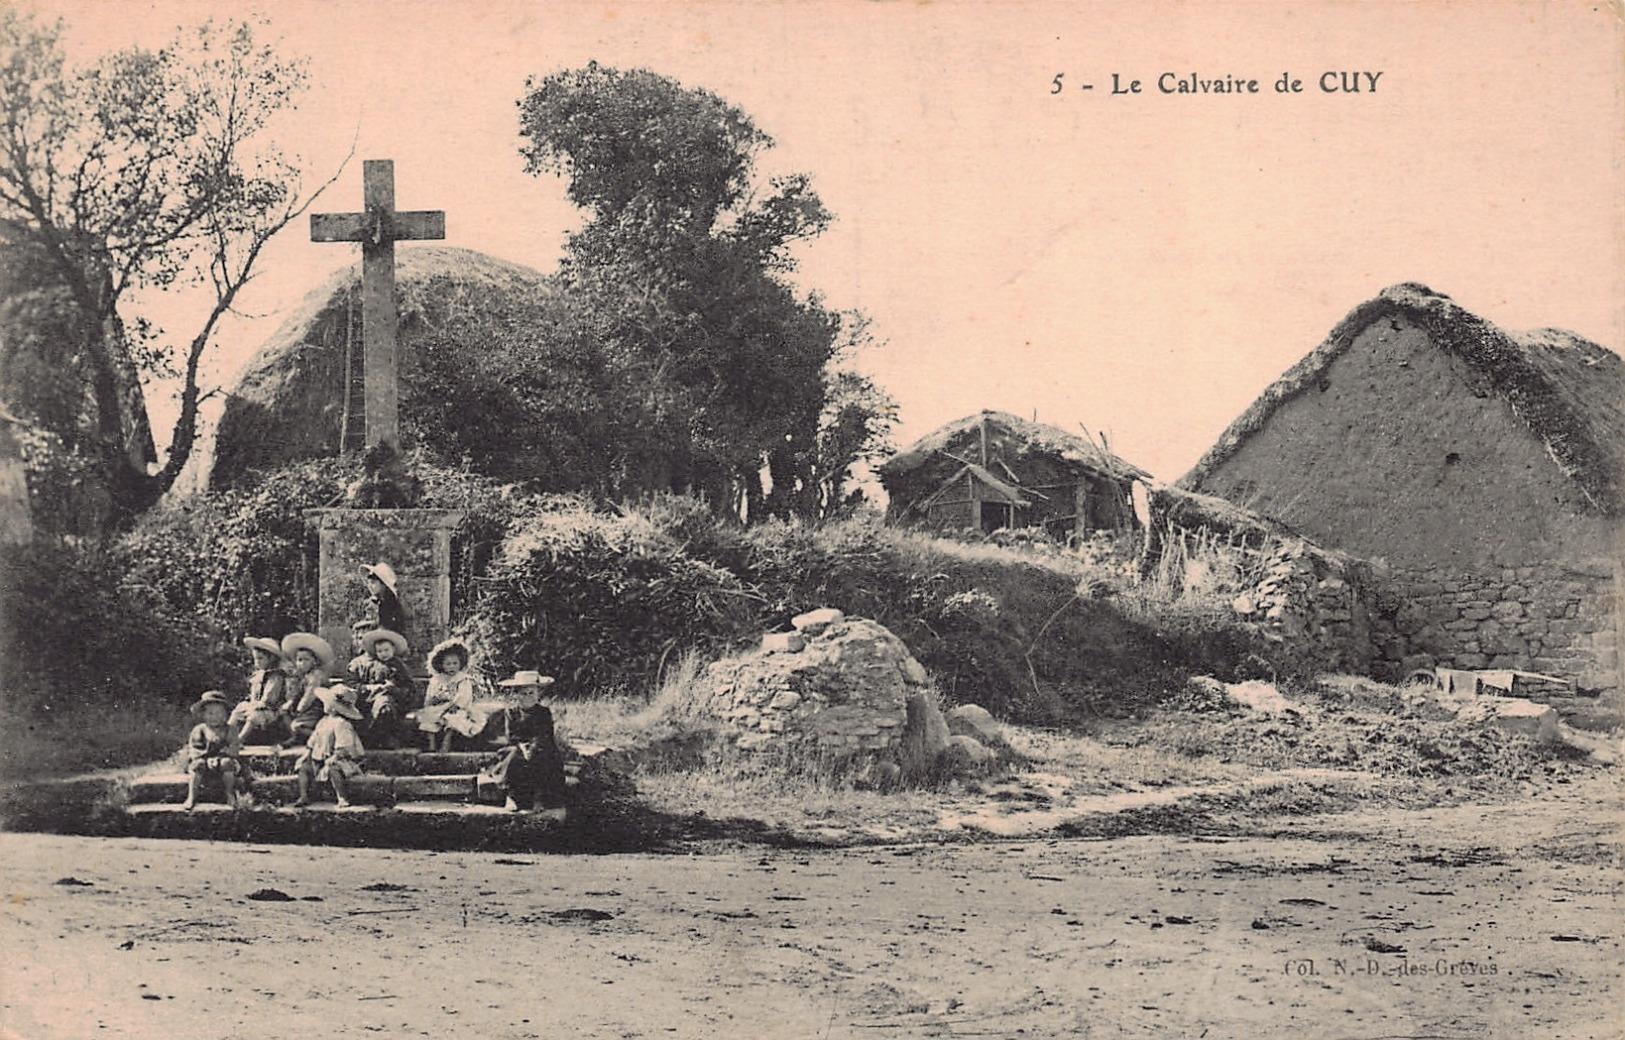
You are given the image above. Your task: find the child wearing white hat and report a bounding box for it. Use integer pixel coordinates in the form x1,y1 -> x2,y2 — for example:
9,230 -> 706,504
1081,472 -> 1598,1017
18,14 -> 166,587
232,636 -> 290,745
292,685 -> 366,808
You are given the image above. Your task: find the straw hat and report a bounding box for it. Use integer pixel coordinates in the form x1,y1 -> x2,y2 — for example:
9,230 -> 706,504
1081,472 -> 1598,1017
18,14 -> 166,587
427,637 -> 471,673
361,561 -> 399,594
316,684 -> 363,721
191,690 -> 234,715
242,636 -> 283,659
361,628 -> 409,657
497,670 -> 555,688
281,632 -> 336,671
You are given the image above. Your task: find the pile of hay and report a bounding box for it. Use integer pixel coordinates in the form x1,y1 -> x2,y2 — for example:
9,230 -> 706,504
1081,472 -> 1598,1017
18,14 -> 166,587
208,247 -> 554,487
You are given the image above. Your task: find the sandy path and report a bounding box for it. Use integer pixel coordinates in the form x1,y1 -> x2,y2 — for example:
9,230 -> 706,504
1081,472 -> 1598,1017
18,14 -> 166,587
2,775 -> 1620,1040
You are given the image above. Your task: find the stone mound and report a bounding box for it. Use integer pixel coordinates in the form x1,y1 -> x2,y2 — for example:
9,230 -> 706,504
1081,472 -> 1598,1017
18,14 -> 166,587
704,613 -> 962,784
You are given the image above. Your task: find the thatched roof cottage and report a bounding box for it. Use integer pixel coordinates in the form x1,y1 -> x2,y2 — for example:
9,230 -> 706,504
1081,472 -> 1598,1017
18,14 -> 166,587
1180,283 -> 1623,698
878,410 -> 1149,542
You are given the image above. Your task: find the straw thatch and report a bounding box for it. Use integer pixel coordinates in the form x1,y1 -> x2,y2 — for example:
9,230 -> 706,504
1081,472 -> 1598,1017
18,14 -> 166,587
880,410 -> 1150,484
208,247 -> 553,487
1144,483 -> 1355,569
1179,283 -> 1625,514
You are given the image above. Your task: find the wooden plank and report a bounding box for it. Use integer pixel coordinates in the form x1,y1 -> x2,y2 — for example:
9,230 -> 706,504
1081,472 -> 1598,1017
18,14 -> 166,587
362,234 -> 399,448
310,211 -> 367,242
389,210 -> 445,241
310,210 -> 443,243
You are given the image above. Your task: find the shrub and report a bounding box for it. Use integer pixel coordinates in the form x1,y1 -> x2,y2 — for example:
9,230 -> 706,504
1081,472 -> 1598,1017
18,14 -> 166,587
0,542 -> 232,777
467,497 -> 760,694
116,451 -> 522,642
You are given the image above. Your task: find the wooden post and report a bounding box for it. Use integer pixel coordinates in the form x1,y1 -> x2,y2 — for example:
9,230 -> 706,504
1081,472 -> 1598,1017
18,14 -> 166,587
311,160 -> 446,450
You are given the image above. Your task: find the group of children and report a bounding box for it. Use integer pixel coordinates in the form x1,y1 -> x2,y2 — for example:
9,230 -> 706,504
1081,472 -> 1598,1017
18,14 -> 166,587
181,561 -> 565,814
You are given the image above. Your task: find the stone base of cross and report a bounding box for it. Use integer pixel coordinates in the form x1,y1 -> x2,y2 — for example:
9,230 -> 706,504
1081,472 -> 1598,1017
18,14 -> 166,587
311,160 -> 445,450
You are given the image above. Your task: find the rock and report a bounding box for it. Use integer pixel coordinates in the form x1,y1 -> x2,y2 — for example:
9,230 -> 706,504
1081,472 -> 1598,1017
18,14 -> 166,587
760,631 -> 806,653
1456,698 -> 1560,743
1225,680 -> 1297,714
897,689 -> 950,783
1400,653 -> 1437,677
946,704 -> 1004,746
938,735 -> 998,777
1231,594 -> 1255,615
791,608 -> 845,635
768,690 -> 802,711
1556,723 -> 1619,763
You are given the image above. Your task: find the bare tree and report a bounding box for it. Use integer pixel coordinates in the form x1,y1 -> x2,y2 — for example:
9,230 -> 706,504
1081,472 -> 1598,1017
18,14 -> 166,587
0,10 -> 342,526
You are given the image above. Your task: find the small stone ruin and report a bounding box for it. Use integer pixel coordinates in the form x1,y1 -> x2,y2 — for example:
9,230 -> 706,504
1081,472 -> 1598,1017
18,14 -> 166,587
703,609 -> 1006,784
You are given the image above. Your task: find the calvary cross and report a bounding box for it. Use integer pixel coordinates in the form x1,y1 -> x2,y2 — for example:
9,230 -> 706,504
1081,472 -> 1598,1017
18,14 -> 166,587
310,160 -> 445,449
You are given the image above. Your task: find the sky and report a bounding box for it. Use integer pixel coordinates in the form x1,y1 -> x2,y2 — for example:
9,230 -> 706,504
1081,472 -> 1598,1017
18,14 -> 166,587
30,0 -> 1625,485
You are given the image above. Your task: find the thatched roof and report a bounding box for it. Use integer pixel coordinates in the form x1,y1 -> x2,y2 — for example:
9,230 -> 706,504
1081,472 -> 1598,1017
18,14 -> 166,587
880,410 -> 1150,483
1179,283 -> 1625,514
1146,483 -> 1359,570
918,461 -> 1032,509
208,247 -> 553,487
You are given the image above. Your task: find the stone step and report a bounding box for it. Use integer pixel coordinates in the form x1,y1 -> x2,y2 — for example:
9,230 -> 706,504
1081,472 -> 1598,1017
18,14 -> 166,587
128,770 -> 579,807
124,800 -> 565,820
237,747 -> 507,777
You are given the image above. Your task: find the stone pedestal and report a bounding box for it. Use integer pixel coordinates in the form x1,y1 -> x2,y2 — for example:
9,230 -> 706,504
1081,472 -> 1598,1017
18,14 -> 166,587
305,508 -> 464,670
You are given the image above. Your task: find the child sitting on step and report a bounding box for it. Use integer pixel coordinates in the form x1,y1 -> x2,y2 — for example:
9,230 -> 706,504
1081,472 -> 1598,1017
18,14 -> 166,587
292,685 -> 366,808
232,636 -> 289,745
281,632 -> 335,747
183,691 -> 243,811
347,628 -> 416,749
416,638 -> 490,752
482,670 -> 567,815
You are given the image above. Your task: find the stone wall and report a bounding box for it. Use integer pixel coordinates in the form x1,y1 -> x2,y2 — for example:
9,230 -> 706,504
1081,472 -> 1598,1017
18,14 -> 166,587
1227,542 -> 1375,678
1369,557 -> 1620,695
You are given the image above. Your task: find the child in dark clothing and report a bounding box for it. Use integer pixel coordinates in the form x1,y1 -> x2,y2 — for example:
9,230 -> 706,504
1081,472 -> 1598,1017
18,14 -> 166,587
346,628 -> 416,749
483,670 -> 566,816
183,690 -> 243,811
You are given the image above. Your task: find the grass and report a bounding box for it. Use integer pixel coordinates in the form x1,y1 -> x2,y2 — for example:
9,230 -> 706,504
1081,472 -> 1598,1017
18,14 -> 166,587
0,702 -> 188,781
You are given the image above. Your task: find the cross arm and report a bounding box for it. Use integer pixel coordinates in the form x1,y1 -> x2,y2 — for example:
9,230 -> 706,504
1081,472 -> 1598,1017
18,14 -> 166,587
310,210 -> 446,243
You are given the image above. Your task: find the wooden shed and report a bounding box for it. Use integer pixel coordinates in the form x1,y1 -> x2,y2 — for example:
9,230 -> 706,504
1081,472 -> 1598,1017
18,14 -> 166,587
878,411 -> 1150,541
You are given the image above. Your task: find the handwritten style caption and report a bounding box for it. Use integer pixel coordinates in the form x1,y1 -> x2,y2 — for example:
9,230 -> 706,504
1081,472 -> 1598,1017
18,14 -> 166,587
1050,71 -> 1383,96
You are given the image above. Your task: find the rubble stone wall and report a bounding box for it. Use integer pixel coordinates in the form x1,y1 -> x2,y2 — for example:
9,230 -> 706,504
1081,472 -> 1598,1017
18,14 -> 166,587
1370,557 -> 1620,695
1228,542 -> 1375,678
705,617 -> 932,753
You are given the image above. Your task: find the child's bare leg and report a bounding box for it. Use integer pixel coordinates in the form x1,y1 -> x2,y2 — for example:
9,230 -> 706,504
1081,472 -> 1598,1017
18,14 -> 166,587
181,768 -> 201,811
223,770 -> 240,808
330,772 -> 353,808
292,764 -> 311,807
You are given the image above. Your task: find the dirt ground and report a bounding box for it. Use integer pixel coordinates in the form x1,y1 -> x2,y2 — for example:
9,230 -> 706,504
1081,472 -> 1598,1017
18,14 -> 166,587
2,773 -> 1619,1040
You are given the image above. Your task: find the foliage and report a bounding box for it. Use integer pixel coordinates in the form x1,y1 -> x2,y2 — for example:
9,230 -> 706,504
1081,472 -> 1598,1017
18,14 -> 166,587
462,497 -> 1224,720
115,451 -> 521,642
0,10 -> 334,528
0,541 -> 231,722
516,62 -> 885,520
467,496 -> 760,693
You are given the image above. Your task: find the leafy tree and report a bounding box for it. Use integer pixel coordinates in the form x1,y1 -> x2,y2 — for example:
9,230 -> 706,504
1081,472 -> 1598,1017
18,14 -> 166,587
517,63 -> 877,521
814,322 -> 900,518
0,11 -> 338,530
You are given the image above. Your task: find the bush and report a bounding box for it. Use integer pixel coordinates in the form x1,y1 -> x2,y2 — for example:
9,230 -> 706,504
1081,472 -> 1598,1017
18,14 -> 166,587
116,451 -> 523,643
468,497 -> 760,693
0,542 -> 232,777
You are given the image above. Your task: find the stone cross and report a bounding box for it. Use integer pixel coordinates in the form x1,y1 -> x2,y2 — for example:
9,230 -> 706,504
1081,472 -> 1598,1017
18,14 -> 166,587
311,160 -> 445,449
